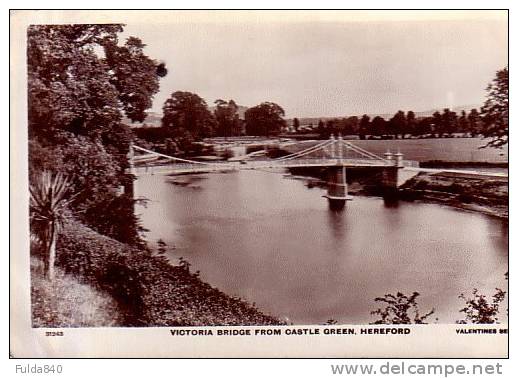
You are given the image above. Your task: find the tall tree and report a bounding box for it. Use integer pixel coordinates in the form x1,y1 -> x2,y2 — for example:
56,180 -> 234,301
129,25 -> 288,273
389,111 -> 406,139
432,111 -> 443,138
162,91 -> 216,142
317,119 -> 327,139
28,25 -> 164,140
480,67 -> 508,148
104,36 -> 166,123
406,111 -> 417,137
416,117 -> 433,136
359,114 -> 370,140
244,102 -> 286,137
27,24 -> 166,245
343,116 -> 359,135
214,99 -> 240,137
468,109 -> 482,137
458,110 -> 469,135
441,108 -> 458,136
371,116 -> 387,137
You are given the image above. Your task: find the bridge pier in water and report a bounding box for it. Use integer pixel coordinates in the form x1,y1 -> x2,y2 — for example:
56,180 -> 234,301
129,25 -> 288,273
325,164 -> 351,210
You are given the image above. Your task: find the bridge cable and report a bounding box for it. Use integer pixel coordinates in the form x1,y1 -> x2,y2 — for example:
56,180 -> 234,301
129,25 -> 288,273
132,145 -> 224,166
340,140 -> 389,161
272,140 -> 334,161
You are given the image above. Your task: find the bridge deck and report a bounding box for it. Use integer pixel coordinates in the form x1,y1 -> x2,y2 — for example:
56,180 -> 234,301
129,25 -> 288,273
131,158 -> 418,175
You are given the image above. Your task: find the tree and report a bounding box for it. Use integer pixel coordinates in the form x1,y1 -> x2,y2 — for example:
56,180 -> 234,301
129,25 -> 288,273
468,109 -> 482,137
244,102 -> 286,137
406,111 -> 417,137
162,91 -> 216,143
371,116 -> 387,137
27,24 -> 166,245
416,117 -> 433,137
371,291 -> 435,324
343,116 -> 359,135
30,171 -> 74,280
458,110 -> 469,136
214,99 -> 240,138
293,118 -> 300,132
358,115 -> 370,140
104,36 -> 165,123
432,111 -> 443,138
389,111 -> 406,139
480,67 -> 508,148
441,108 -> 458,136
28,24 -> 164,139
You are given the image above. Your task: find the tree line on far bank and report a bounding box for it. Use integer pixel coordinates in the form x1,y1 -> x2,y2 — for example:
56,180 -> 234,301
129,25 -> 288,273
134,92 -> 287,156
306,107 -> 488,141
136,67 -> 508,157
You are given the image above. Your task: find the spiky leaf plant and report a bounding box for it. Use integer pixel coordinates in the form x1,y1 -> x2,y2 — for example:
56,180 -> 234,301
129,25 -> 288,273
30,171 -> 74,280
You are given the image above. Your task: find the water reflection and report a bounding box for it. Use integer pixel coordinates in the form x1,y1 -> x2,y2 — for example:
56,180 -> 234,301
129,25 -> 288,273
383,197 -> 400,208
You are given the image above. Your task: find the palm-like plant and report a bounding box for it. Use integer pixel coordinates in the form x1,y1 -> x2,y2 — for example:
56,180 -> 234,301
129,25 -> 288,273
30,171 -> 73,280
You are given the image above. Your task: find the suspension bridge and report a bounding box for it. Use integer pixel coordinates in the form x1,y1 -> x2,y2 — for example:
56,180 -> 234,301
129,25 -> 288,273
129,135 -> 419,208
131,135 -> 418,171
129,135 -> 507,208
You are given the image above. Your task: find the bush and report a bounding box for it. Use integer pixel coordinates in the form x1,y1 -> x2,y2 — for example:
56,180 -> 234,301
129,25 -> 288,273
370,292 -> 435,324
457,288 -> 506,324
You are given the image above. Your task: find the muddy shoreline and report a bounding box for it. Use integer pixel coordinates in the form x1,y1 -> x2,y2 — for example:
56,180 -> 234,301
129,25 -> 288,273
287,166 -> 508,220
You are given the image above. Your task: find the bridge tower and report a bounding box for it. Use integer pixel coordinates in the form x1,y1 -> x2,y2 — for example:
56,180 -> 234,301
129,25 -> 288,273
381,150 -> 404,197
324,135 -> 352,210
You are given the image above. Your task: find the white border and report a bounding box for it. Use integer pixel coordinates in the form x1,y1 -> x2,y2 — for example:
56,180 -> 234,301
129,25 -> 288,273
5,2 -> 516,376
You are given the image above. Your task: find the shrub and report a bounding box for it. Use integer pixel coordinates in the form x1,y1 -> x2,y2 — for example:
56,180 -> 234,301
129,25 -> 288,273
457,288 -> 506,324
371,291 -> 435,324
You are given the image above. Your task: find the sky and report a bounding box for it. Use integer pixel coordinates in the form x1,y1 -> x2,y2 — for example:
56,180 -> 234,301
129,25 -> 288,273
121,11 -> 508,118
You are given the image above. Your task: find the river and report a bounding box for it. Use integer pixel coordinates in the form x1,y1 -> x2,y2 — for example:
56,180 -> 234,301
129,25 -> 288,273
135,169 -> 508,324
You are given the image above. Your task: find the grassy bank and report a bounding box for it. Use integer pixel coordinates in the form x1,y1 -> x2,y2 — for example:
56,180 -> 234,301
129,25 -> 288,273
31,258 -> 123,327
32,220 -> 284,327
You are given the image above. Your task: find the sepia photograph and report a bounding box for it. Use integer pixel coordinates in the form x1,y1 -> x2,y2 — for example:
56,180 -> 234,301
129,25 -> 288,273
10,9 -> 508,358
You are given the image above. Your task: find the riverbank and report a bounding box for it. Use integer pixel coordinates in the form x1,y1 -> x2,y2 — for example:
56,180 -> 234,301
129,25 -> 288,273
399,172 -> 508,219
31,257 -> 123,327
32,220 -> 285,327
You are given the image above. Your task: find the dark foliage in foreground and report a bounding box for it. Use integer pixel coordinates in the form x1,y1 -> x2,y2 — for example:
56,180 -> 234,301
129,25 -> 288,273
51,220 -> 284,327
457,288 -> 506,324
28,24 -> 166,246
370,292 -> 435,325
480,68 -> 508,148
